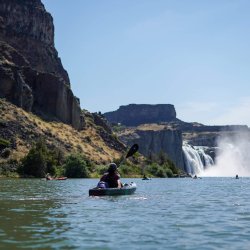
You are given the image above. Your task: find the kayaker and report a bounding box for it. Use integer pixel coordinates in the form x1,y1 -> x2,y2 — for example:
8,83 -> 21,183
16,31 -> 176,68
45,173 -> 53,180
100,163 -> 123,188
236,174 -> 239,179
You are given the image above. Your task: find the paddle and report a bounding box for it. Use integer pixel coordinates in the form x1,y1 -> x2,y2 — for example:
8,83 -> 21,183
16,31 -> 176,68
118,143 -> 139,166
126,144 -> 139,158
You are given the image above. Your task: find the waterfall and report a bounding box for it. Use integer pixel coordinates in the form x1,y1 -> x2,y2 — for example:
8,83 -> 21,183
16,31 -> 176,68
182,142 -> 214,175
202,132 -> 250,177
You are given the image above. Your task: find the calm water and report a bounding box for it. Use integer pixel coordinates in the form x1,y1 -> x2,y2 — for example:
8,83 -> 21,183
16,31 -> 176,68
1,178 -> 250,249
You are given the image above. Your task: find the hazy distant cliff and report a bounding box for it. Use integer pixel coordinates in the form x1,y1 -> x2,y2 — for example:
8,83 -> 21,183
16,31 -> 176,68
104,104 -> 177,126
0,0 -> 84,130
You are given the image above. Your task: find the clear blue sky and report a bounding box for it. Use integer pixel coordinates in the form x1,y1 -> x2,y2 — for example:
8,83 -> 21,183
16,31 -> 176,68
42,0 -> 250,126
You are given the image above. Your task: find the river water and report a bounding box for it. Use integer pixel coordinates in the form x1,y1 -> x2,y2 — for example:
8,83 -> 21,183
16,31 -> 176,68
1,178 -> 250,249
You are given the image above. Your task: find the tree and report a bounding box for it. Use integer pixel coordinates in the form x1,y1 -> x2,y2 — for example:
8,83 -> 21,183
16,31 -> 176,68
64,154 -> 90,178
18,139 -> 56,177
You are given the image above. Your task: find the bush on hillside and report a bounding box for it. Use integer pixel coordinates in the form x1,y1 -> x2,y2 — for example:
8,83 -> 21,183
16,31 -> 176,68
144,163 -> 166,177
144,162 -> 176,178
64,154 -> 90,178
119,164 -> 141,177
18,139 -> 56,177
165,168 -> 174,177
145,151 -> 180,177
0,159 -> 19,177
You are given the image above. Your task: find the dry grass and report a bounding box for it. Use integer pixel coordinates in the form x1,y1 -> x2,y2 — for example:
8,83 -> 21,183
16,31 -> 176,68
137,123 -> 167,131
0,99 -> 121,164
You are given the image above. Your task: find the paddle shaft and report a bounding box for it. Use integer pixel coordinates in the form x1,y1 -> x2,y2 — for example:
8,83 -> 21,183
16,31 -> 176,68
118,144 -> 139,167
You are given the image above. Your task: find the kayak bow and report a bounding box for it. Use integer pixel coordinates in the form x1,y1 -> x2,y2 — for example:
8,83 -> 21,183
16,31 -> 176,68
89,182 -> 136,196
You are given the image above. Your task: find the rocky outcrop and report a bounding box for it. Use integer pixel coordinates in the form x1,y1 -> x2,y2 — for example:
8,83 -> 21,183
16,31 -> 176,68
104,104 -> 177,126
118,125 -> 185,170
0,0 -> 84,130
0,0 -> 68,82
91,112 -> 125,152
92,112 -> 112,134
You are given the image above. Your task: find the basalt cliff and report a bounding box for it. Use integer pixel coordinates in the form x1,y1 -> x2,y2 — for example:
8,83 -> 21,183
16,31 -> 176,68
104,104 -> 249,172
0,0 -> 126,167
104,104 -> 186,169
0,0 -> 83,130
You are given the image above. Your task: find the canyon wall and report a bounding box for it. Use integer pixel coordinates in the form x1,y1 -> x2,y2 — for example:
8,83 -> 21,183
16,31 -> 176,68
119,125 -> 185,170
0,0 -> 84,130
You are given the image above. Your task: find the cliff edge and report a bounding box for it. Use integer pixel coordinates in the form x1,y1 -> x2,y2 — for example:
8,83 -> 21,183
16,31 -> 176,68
0,0 -> 84,130
104,104 -> 177,126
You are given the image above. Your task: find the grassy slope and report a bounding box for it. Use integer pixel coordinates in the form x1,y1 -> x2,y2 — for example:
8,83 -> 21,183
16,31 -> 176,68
0,98 -> 122,164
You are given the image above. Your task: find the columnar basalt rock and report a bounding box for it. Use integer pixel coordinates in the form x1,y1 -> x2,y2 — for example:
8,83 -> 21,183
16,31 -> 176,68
0,0 -> 84,130
119,126 -> 185,170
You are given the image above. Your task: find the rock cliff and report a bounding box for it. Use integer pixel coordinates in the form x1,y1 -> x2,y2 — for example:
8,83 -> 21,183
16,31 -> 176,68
0,0 -> 84,130
104,104 -> 177,126
118,124 -> 185,170
106,104 -> 250,171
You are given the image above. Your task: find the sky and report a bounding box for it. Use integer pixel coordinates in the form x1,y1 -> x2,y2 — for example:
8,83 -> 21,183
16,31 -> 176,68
42,0 -> 250,126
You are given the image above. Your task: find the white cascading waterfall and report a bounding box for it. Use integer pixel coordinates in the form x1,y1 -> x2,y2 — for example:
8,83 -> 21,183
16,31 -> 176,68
182,141 -> 214,175
202,132 -> 250,177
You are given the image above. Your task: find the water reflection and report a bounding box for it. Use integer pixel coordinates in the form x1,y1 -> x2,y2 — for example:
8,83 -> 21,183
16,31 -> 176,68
0,179 -> 75,249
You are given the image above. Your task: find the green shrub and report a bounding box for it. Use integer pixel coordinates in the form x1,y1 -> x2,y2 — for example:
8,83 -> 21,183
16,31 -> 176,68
112,124 -> 126,133
145,163 -> 160,175
144,163 -> 169,178
165,168 -> 174,177
94,165 -> 108,175
54,165 -> 65,177
18,139 -> 56,177
119,164 -> 141,177
145,151 -> 181,177
0,160 -> 19,177
166,159 -> 180,175
155,167 -> 167,178
64,154 -> 90,178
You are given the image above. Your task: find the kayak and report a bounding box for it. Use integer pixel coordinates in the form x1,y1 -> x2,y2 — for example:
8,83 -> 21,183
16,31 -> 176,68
46,177 -> 67,181
142,177 -> 151,180
89,182 -> 136,196
55,177 -> 67,180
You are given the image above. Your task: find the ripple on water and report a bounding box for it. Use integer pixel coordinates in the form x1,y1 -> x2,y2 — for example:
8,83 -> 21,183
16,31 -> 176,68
2,178 -> 250,249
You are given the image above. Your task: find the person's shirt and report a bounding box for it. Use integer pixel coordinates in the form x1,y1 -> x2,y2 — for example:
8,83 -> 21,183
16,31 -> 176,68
100,172 -> 120,188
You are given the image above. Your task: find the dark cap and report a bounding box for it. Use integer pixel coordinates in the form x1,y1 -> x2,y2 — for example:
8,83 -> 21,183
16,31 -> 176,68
108,163 -> 117,173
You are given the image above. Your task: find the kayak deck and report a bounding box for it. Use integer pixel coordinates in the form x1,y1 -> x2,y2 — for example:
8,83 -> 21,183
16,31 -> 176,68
46,177 -> 67,181
89,182 -> 136,196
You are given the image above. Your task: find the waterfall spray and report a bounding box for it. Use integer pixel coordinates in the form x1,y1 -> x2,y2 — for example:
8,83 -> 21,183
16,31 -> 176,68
202,132 -> 250,177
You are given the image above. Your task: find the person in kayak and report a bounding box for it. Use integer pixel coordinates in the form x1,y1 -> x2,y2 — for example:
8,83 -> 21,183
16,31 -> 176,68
100,163 -> 123,188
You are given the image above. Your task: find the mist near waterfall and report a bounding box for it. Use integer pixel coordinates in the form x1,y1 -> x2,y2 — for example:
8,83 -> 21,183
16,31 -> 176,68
202,132 -> 250,177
